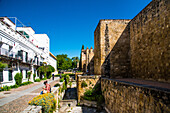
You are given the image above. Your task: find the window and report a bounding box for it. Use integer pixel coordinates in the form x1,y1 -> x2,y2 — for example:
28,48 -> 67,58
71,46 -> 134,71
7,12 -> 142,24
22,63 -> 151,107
19,31 -> 29,38
25,52 -> 28,62
0,71 -> 3,82
8,70 -> 13,81
26,70 -> 27,78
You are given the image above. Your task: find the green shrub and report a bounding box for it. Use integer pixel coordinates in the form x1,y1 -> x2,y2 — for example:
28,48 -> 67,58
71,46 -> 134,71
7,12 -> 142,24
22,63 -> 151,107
63,82 -> 67,90
42,77 -> 47,80
47,74 -> 52,79
81,81 -> 87,88
68,82 -> 72,88
60,78 -> 64,82
14,73 -> 22,86
96,95 -> 105,105
29,93 -> 56,113
61,74 -> 66,78
61,82 -> 67,93
83,95 -> 96,101
10,84 -> 19,88
66,74 -> 75,76
54,83 -> 60,87
84,89 -> 93,97
1,85 -> 11,91
21,81 -> 33,86
82,83 -> 104,104
54,74 -> 60,77
33,74 -> 36,81
66,75 -> 70,83
35,79 -> 41,82
27,71 -> 31,81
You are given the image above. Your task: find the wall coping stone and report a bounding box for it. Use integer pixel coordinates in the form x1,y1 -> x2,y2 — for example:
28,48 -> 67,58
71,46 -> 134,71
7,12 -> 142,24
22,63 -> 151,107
22,105 -> 42,113
78,75 -> 101,79
80,99 -> 97,108
102,78 -> 170,93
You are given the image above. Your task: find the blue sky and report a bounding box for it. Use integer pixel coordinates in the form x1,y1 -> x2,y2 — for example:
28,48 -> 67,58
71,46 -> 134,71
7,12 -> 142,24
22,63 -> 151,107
0,0 -> 152,58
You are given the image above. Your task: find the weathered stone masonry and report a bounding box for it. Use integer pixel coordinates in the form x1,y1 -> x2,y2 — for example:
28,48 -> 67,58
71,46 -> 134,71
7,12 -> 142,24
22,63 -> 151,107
77,75 -> 101,103
80,46 -> 94,74
94,0 -> 170,82
92,0 -> 170,112
94,19 -> 131,76
129,0 -> 170,81
101,78 -> 170,113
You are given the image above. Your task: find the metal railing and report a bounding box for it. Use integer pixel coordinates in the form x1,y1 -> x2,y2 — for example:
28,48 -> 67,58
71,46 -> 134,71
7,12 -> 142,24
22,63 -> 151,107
9,51 -> 16,58
0,48 -> 9,56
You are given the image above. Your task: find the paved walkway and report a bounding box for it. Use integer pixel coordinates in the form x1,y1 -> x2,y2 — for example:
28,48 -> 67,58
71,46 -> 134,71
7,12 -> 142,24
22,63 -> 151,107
0,77 -> 59,113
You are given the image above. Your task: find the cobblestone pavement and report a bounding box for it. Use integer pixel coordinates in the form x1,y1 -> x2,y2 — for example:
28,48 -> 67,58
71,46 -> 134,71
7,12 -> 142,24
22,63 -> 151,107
0,95 -> 37,113
0,77 -> 59,113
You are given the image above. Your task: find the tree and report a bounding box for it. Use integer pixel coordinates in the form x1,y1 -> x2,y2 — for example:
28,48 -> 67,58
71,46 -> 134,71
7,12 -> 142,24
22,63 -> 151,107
0,62 -> 7,71
56,54 -> 72,70
46,65 -> 55,79
82,45 -> 84,50
37,65 -> 47,79
72,57 -> 79,68
37,65 -> 55,79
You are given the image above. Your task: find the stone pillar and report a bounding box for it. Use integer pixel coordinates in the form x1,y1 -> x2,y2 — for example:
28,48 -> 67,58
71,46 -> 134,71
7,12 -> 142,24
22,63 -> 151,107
30,65 -> 34,82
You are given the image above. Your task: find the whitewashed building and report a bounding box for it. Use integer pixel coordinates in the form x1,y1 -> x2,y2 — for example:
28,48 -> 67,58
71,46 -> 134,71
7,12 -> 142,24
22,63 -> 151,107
0,17 -> 57,86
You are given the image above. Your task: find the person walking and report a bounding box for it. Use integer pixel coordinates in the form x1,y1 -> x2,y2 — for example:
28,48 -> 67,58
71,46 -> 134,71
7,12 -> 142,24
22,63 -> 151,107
52,74 -> 54,80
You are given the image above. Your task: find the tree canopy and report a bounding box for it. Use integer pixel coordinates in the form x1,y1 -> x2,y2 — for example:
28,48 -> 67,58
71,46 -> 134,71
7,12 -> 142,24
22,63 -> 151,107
72,57 -> 79,69
56,54 -> 79,70
37,64 -> 55,79
0,62 -> 7,71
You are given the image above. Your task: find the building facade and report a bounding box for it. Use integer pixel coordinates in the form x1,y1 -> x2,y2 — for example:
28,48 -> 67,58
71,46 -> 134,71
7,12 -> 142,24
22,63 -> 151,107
0,17 -> 57,86
80,46 -> 94,74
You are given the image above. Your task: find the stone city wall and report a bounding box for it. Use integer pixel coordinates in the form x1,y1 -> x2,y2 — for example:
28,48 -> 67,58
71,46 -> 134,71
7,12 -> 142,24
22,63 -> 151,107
101,78 -> 170,113
94,19 -> 130,76
77,75 -> 101,103
110,24 -> 131,78
129,0 -> 170,82
94,0 -> 169,82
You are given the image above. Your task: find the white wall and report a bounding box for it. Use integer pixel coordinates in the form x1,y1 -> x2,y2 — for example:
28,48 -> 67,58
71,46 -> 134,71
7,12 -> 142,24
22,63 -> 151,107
34,34 -> 50,63
0,17 -> 55,86
49,55 -> 57,70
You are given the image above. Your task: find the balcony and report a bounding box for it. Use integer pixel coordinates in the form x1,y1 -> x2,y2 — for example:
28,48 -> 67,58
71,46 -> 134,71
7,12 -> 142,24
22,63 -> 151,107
0,48 -> 9,56
0,48 -> 23,62
27,58 -> 33,64
15,55 -> 22,60
9,51 -> 16,58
